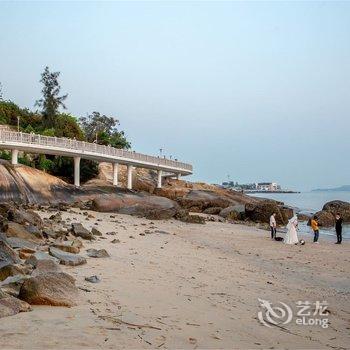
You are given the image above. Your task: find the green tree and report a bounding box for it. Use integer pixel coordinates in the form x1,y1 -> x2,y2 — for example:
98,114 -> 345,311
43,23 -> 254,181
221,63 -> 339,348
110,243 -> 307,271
80,111 -> 130,149
35,66 -> 67,129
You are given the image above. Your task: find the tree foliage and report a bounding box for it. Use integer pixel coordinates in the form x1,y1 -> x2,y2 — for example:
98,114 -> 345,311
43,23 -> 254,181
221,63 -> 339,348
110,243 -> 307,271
0,68 -> 130,184
35,66 -> 67,129
80,111 -> 130,149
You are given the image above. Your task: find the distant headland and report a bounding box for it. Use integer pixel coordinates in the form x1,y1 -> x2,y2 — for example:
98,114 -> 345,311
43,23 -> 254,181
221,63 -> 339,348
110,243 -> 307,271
312,185 -> 350,192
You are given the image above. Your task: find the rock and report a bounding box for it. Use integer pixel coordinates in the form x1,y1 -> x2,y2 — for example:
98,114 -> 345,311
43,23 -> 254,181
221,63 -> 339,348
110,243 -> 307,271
19,248 -> 36,260
32,259 -> 62,277
111,239 -> 120,244
49,212 -> 62,223
86,248 -> 110,258
0,290 -> 31,318
322,200 -> 350,223
18,272 -> 79,307
42,228 -> 61,239
203,207 -> 222,215
245,201 -> 293,225
25,251 -> 59,267
0,240 -> 20,269
0,275 -> 29,296
52,241 -> 80,254
219,204 -> 246,219
25,225 -> 43,239
91,227 -> 102,236
176,190 -> 236,212
3,222 -> 41,242
71,223 -> 93,240
175,210 -> 206,224
310,210 -> 335,227
85,275 -> 100,283
297,213 -> 311,222
91,192 -> 179,220
49,247 -> 87,266
0,264 -> 25,282
7,208 -> 43,228
5,237 -> 39,250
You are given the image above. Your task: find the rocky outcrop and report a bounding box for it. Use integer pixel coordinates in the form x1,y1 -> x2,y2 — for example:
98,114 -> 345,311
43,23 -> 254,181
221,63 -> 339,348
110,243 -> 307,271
91,192 -> 179,220
245,201 -> 293,225
19,272 -> 79,307
219,205 -> 245,220
311,211 -> 335,227
322,200 -> 350,223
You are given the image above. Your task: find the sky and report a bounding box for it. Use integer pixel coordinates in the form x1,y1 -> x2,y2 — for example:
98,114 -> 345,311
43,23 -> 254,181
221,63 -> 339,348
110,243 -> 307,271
0,1 -> 349,191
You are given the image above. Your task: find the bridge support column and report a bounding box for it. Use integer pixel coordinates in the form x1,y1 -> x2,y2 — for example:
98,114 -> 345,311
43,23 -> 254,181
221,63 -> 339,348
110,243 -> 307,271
74,157 -> 81,187
113,163 -> 119,186
157,170 -> 163,188
176,173 -> 181,180
11,149 -> 19,165
127,164 -> 133,190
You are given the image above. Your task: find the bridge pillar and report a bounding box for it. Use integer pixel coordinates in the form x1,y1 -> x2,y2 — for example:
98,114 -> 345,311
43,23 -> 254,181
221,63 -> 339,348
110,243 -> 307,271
11,149 -> 19,165
112,163 -> 119,186
176,173 -> 181,180
127,164 -> 133,190
157,170 -> 163,188
74,156 -> 81,187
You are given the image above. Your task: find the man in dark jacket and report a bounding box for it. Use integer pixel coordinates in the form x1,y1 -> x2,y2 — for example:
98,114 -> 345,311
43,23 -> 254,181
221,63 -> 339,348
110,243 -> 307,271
335,213 -> 343,244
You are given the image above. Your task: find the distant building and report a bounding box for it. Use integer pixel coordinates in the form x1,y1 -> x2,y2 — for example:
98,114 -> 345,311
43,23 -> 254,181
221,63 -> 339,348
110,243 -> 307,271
255,182 -> 279,191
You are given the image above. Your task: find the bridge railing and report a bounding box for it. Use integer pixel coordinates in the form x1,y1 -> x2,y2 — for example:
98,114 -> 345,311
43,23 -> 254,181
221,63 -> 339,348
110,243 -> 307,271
0,130 -> 193,172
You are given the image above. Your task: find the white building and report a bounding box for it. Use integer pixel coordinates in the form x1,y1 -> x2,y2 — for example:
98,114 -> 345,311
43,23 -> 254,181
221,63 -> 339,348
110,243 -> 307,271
255,182 -> 279,191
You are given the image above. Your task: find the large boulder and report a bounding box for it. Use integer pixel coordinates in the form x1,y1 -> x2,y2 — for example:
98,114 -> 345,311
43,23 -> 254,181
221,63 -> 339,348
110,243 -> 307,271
176,190 -> 235,212
219,205 -> 245,220
322,200 -> 350,223
18,272 -> 79,307
311,210 -> 335,227
49,247 -> 87,266
0,290 -> 31,318
245,200 -> 293,225
32,259 -> 62,277
91,192 -> 179,220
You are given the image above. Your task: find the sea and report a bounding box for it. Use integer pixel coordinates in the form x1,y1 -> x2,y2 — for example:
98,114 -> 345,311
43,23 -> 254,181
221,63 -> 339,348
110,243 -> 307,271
249,191 -> 350,241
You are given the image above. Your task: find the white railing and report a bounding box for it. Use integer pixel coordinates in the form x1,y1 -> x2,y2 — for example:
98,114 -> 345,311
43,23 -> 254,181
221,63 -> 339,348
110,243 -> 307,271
0,130 -> 193,172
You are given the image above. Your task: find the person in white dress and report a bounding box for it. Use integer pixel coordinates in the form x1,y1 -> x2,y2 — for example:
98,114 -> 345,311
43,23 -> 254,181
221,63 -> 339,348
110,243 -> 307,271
284,215 -> 299,245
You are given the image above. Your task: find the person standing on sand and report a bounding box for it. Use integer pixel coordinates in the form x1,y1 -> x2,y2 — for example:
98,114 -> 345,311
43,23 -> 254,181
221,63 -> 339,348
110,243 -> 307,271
270,213 -> 277,239
284,215 -> 299,244
335,213 -> 343,244
311,215 -> 320,243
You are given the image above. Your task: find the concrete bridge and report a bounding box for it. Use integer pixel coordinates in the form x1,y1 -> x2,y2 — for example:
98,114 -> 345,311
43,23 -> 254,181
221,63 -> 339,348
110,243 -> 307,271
0,129 -> 193,189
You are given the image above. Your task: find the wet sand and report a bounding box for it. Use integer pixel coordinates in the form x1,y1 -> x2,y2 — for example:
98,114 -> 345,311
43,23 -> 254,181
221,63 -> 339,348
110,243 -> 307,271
1,209 -> 349,349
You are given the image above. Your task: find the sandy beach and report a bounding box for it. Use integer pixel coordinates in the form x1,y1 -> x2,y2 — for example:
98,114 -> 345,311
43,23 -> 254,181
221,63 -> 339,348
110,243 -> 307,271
1,209 -> 349,350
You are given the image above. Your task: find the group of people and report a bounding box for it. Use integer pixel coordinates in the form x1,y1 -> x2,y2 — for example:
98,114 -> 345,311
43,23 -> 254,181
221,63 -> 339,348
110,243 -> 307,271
269,212 -> 343,245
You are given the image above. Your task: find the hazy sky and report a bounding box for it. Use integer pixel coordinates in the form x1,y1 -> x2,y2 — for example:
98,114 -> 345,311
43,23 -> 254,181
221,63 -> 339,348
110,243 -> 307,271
1,1 -> 349,190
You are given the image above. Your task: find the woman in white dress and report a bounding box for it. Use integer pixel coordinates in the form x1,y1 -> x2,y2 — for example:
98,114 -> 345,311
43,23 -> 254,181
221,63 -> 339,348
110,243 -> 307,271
284,215 -> 299,244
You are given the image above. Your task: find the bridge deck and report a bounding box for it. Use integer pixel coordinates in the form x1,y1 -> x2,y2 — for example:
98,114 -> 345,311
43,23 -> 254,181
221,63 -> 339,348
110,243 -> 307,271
0,130 -> 192,175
